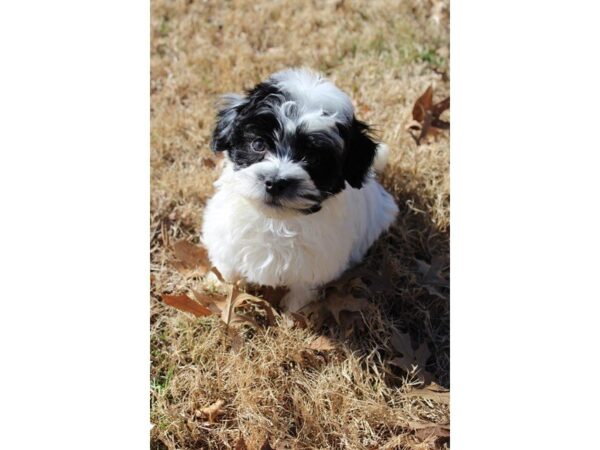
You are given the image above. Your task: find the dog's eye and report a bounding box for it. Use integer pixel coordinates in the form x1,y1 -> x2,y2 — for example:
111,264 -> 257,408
250,138 -> 266,153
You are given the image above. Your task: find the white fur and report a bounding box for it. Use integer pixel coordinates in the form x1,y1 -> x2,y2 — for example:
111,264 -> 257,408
271,68 -> 354,127
373,143 -> 390,173
202,160 -> 398,312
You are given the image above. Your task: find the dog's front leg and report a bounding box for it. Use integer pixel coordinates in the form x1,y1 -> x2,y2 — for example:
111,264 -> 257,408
280,284 -> 315,313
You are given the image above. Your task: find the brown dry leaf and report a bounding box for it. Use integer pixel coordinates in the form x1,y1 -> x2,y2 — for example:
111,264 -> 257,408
199,399 -> 225,423
415,255 -> 449,300
415,424 -> 449,437
406,420 -> 449,432
233,292 -> 279,326
412,85 -> 433,123
233,435 -> 248,450
415,256 -> 449,287
431,97 -> 450,121
413,424 -> 450,448
389,332 -> 431,374
299,288 -> 372,330
259,285 -> 289,306
171,240 -> 210,274
297,301 -> 327,330
162,294 -> 212,318
260,438 -> 274,450
339,310 -> 367,337
192,285 -> 279,328
409,85 -> 450,145
307,335 -> 336,351
222,284 -> 241,325
289,312 -> 308,329
323,292 -> 372,324
295,348 -> 328,370
191,289 -> 227,315
405,382 -> 450,404
357,101 -> 372,116
327,265 -> 394,297
201,157 -> 216,169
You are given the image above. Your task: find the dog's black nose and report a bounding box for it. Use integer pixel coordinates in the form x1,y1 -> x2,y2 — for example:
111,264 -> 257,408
265,178 -> 292,196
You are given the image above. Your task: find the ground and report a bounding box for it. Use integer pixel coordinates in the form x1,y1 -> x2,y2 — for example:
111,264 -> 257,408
151,0 -> 449,448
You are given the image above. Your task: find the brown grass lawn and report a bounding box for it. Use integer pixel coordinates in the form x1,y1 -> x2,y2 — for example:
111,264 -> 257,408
151,0 -> 449,448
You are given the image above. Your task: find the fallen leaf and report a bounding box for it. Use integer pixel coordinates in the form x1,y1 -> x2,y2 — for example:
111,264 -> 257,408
259,285 -> 289,306
199,399 -> 225,423
295,348 -> 328,370
326,264 -> 394,296
413,424 -> 450,449
415,256 -> 449,299
338,310 -> 365,337
415,256 -> 449,287
233,435 -> 248,450
307,336 -> 336,351
191,289 -> 227,315
222,284 -> 240,325
409,85 -> 450,145
260,438 -> 274,450
412,86 -> 433,123
389,332 -> 431,374
406,420 -> 449,432
171,240 -> 210,274
233,292 -> 279,326
201,157 -> 216,169
162,294 -> 212,317
431,97 -> 450,122
299,284 -> 374,331
405,382 -> 450,404
360,266 -> 395,295
323,292 -> 372,324
289,312 -> 308,329
191,285 -> 279,328
414,424 -> 449,437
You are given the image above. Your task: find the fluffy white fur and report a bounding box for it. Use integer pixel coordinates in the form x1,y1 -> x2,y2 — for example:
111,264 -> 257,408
202,157 -> 398,312
271,69 -> 354,123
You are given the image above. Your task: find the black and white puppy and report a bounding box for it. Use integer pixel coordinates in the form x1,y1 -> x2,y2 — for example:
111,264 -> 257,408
202,69 -> 398,311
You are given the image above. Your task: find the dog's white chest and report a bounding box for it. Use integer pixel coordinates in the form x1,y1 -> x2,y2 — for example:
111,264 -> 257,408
202,190 -> 354,287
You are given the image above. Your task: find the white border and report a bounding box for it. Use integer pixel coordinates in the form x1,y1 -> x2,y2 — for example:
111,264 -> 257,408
0,1 -> 149,448
453,1 -> 600,448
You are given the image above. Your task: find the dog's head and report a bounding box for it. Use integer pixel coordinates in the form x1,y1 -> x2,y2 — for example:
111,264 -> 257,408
211,68 -> 378,215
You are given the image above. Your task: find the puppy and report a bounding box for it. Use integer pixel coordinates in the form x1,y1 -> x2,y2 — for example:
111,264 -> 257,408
202,69 -> 398,312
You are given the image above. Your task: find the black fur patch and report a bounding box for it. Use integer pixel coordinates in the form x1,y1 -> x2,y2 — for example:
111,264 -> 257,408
211,79 -> 378,198
338,118 -> 378,189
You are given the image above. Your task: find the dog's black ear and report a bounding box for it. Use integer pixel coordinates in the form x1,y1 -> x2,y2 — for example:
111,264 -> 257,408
211,94 -> 245,152
342,118 -> 378,188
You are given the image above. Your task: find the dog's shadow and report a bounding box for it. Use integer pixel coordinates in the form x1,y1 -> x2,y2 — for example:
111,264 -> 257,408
299,171 -> 450,389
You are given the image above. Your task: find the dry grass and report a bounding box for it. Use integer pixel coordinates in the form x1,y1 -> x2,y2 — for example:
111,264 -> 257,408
151,0 -> 449,448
